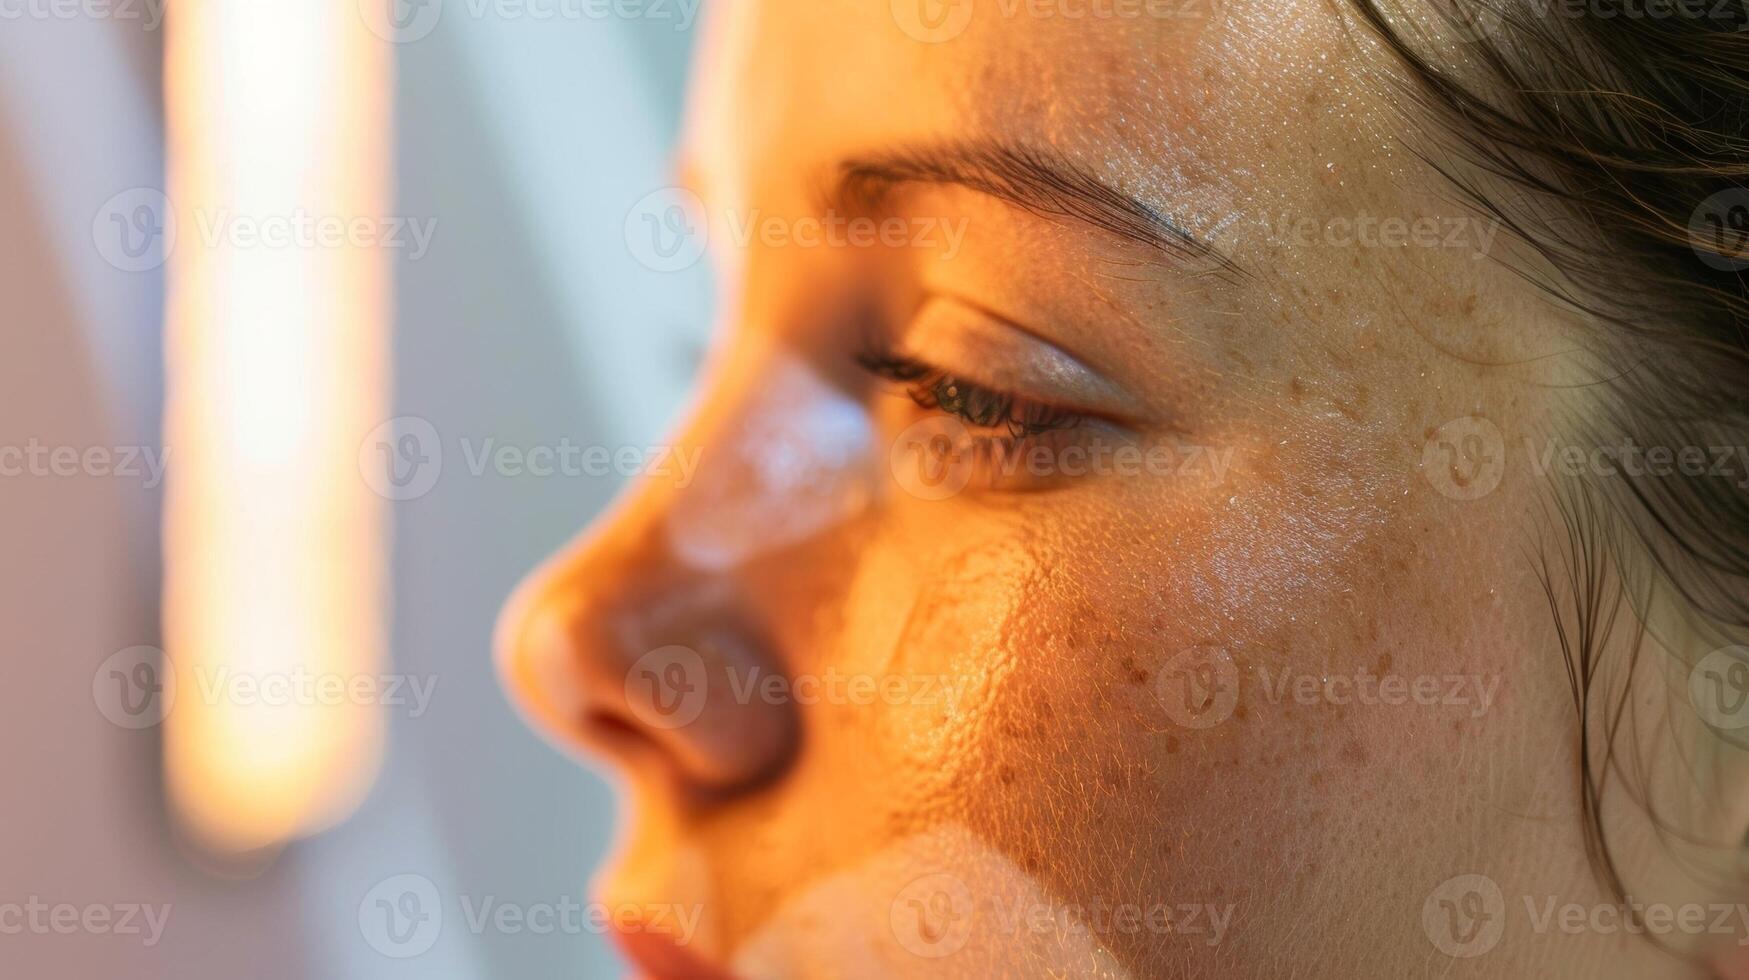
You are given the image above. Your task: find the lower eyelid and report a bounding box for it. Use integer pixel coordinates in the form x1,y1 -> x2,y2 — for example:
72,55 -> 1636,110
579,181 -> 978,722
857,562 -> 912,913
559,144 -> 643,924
907,421 -> 1138,495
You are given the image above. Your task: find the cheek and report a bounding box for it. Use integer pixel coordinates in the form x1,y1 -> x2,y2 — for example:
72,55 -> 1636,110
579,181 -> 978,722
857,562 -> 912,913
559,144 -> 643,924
831,430 -> 1532,949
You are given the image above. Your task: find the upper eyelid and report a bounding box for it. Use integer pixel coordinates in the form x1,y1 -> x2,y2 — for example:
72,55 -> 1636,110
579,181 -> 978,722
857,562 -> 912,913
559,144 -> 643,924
855,348 -> 1081,435
897,296 -> 1141,420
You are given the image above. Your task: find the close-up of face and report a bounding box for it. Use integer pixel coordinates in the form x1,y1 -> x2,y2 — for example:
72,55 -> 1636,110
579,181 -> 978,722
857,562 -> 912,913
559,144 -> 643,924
493,1 -> 1749,977
14,0 -> 1749,977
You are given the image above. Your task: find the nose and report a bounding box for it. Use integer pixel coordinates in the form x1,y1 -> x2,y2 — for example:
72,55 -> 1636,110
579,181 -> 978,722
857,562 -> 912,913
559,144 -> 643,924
495,473 -> 801,796
497,342 -> 878,796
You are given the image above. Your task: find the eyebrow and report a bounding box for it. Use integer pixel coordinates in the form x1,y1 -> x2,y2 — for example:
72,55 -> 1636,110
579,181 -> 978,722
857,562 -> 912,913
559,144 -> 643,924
826,139 -> 1240,277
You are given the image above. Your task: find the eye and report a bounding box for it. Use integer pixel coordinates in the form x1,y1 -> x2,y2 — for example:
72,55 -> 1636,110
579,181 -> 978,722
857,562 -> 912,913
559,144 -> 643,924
854,347 -> 1082,439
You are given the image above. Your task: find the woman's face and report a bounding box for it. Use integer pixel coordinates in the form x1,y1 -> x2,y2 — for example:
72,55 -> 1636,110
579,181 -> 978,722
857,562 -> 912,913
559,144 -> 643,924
498,1 -> 1630,976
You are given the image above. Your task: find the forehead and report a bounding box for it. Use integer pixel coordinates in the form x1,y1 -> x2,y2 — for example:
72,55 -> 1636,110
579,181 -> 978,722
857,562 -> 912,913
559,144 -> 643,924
685,0 -> 1387,239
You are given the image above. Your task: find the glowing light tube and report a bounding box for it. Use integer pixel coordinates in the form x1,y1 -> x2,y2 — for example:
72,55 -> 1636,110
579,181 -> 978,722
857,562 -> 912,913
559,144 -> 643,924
163,0 -> 392,857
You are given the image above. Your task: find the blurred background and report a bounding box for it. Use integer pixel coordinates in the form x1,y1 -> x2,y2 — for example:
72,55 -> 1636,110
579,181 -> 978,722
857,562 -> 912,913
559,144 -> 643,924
0,3 -> 710,976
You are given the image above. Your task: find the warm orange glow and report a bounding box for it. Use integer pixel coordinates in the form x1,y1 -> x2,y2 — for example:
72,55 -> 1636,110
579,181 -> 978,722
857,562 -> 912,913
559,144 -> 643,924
163,0 -> 391,856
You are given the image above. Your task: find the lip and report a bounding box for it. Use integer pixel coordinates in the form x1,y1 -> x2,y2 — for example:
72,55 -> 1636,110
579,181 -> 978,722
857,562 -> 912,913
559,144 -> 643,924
611,921 -> 741,980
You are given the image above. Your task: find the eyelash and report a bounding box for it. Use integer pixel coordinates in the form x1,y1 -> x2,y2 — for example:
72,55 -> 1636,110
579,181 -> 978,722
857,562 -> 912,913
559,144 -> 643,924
854,346 -> 1082,438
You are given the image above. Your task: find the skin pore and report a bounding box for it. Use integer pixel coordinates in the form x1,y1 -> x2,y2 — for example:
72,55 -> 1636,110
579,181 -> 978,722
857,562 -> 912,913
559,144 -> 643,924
497,0 -> 1731,976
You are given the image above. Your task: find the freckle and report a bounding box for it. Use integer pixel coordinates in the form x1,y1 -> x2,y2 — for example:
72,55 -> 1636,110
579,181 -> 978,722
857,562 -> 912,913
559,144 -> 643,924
1460,292 -> 1478,315
1164,736 -> 1179,753
1375,652 -> 1392,674
998,764 -> 1016,784
1233,704 -> 1248,721
1341,739 -> 1369,766
1289,376 -> 1307,404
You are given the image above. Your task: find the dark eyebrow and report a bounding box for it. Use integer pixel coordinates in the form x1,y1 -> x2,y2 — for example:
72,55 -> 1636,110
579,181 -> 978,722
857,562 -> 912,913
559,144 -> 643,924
828,139 -> 1240,278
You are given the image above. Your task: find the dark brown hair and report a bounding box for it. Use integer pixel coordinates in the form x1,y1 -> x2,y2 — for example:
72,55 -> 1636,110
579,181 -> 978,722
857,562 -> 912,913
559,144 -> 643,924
1345,0 -> 1749,956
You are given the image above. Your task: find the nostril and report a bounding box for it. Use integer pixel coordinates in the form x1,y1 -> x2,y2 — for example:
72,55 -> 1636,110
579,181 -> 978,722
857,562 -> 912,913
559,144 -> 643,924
613,637 -> 801,795
578,708 -> 660,757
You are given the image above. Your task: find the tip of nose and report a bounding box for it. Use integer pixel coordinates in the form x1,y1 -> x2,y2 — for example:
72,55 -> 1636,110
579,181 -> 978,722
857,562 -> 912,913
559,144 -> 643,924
491,579 -> 535,682
494,548 -> 805,804
493,581 -> 583,739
